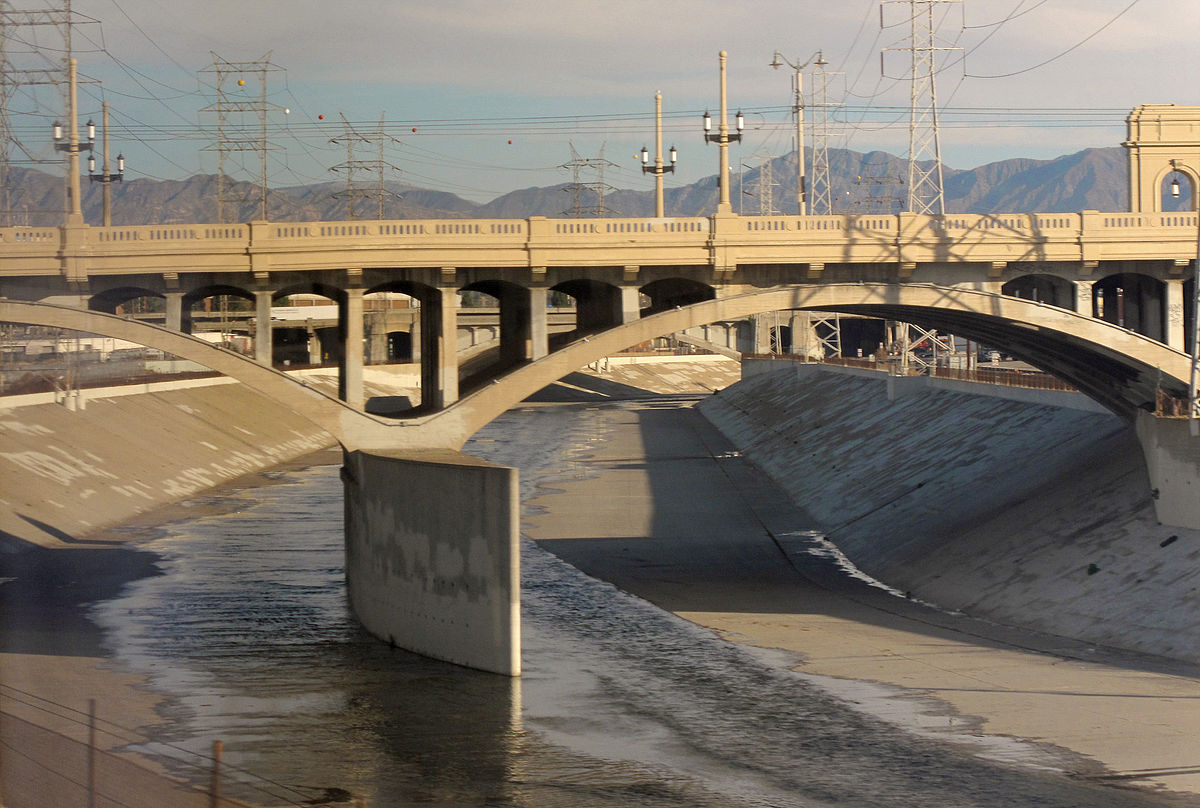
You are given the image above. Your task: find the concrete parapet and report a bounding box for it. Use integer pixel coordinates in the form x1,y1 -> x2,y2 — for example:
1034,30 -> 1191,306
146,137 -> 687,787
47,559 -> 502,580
341,448 -> 520,675
1136,412 -> 1200,529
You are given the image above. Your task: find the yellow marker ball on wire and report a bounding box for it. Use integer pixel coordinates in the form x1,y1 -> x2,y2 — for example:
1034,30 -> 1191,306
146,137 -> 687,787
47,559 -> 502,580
237,79 -> 245,86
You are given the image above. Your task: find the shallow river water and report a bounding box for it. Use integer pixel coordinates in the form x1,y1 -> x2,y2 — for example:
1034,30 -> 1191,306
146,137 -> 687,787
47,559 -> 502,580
90,402 -> 1187,808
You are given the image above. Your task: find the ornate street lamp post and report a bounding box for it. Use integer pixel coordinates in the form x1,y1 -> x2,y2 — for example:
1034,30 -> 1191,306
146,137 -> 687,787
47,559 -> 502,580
769,49 -> 826,216
640,91 -> 677,217
702,51 -> 743,214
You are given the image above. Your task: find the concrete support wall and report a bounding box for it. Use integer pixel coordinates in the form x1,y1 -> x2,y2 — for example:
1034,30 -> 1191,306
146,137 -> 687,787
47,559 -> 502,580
254,290 -> 273,364
342,448 -> 520,675
422,286 -> 459,409
1135,411 -> 1200,529
341,287 -> 364,409
529,286 -> 549,361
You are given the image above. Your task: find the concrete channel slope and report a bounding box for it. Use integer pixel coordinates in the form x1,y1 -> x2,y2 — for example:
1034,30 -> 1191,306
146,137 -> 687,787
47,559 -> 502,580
0,381 -> 333,548
697,363 -> 1200,665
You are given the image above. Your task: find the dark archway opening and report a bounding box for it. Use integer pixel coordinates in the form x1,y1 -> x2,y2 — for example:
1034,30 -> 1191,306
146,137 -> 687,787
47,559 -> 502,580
1092,273 -> 1166,342
1002,274 -> 1074,310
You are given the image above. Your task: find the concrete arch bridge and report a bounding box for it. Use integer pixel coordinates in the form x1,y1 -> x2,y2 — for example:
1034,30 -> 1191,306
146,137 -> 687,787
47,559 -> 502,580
5,207 -> 1200,676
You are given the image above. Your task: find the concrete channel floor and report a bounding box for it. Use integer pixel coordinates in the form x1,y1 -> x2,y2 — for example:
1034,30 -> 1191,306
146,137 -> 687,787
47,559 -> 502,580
523,397 -> 1200,801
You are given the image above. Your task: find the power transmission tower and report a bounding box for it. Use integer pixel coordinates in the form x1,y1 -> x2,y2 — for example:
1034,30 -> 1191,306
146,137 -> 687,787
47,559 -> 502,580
882,0 -> 961,215
755,148 -> 776,215
560,142 -> 615,217
330,113 -> 402,220
200,53 -> 283,222
0,0 -> 95,224
850,162 -> 905,214
806,55 -> 842,216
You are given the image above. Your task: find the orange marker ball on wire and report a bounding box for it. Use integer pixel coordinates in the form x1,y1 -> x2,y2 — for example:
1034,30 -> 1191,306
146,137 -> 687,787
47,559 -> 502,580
318,114 -> 324,120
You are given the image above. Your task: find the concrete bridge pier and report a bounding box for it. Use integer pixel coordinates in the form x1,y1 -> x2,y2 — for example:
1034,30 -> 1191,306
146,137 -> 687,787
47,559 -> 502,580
341,447 -> 520,675
422,283 -> 459,409
254,290 -> 273,364
339,287 -> 365,409
1136,412 -> 1200,529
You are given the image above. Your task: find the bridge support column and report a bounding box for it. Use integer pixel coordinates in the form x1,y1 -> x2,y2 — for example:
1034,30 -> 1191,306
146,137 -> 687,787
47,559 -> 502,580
341,287 -> 364,409
422,283 -> 459,409
164,292 -> 184,333
253,290 -> 273,365
1166,279 -> 1186,350
529,286 -> 549,361
620,285 -> 641,324
343,448 -> 520,675
1074,281 -> 1095,317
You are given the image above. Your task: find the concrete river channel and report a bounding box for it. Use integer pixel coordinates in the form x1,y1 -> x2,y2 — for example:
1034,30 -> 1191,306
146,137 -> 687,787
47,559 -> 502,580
67,394 -> 1196,808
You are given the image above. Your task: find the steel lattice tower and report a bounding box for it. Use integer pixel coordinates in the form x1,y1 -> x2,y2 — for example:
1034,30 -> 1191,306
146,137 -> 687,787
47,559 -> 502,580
883,0 -> 960,215
330,113 -> 402,220
755,149 -> 775,215
0,0 -> 92,224
806,54 -> 837,216
560,142 -> 615,217
200,53 -> 282,222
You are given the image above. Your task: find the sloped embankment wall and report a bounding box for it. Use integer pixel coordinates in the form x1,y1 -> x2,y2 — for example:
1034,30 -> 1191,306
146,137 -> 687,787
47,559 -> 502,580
697,363 -> 1200,663
0,383 -> 333,548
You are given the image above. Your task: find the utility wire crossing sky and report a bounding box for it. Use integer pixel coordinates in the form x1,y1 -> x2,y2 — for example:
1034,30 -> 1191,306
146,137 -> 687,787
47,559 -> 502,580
6,0 -> 1196,202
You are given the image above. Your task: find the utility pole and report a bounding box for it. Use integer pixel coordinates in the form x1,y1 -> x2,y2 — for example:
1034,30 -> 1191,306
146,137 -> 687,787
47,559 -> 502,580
330,113 -> 401,220
639,91 -> 676,217
201,53 -> 283,222
882,0 -> 961,214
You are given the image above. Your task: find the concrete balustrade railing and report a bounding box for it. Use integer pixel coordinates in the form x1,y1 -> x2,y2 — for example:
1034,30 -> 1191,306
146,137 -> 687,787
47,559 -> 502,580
1,211 -> 1198,280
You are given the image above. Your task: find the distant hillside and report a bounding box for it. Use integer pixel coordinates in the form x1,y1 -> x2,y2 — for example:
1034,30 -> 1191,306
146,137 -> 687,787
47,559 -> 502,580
6,145 -> 1168,226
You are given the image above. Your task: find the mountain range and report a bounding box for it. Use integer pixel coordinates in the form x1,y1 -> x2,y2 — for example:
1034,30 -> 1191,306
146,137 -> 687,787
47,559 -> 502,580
6,144 -> 1168,227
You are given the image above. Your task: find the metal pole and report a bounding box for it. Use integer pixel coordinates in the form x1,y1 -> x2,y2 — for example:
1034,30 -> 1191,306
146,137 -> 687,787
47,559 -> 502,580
717,51 -> 731,214
654,91 -> 665,217
101,101 -> 111,226
87,699 -> 96,808
210,739 -> 223,808
795,65 -> 806,215
1190,207 -> 1200,432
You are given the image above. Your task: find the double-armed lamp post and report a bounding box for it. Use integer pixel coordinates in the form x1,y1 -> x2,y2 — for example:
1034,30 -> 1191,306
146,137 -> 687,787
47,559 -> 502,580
768,49 -> 826,216
87,102 -> 124,226
640,91 -> 677,218
702,51 -> 743,215
51,59 -> 125,226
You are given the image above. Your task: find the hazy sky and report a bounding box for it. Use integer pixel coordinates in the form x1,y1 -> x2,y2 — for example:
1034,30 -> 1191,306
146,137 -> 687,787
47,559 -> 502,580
13,0 -> 1199,202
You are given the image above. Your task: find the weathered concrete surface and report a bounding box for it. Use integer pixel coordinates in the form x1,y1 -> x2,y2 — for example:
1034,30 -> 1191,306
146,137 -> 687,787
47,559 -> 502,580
0,384 -> 333,548
1136,411 -> 1200,529
697,363 -> 1200,664
522,396 -> 1200,798
342,448 -> 520,675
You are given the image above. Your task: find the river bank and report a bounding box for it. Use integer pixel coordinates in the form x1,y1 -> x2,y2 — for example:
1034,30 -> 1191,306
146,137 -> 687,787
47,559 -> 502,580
2,359 -> 1198,805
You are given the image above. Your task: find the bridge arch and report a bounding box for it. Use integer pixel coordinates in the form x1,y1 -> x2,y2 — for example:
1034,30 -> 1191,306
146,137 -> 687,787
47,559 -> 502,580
1091,272 -> 1165,342
439,282 -> 1194,442
640,277 -> 715,315
1002,274 -> 1074,310
550,278 -> 623,347
88,286 -> 164,316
